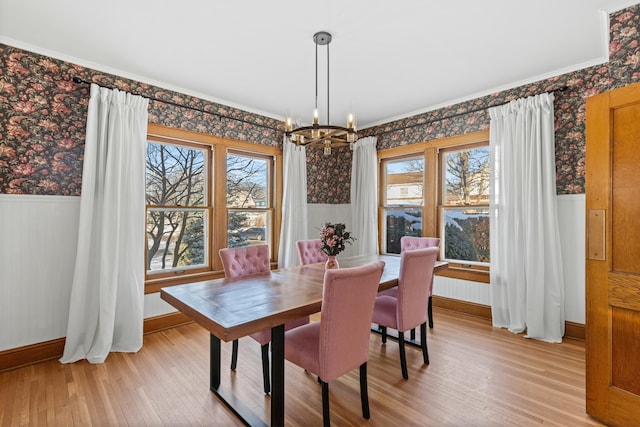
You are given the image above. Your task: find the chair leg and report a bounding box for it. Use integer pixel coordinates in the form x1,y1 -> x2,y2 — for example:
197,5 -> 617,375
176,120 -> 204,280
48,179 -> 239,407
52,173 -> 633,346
428,295 -> 434,328
381,326 -> 387,344
398,331 -> 408,380
420,322 -> 429,364
261,343 -> 271,394
230,339 -> 239,370
321,380 -> 330,427
359,363 -> 370,419
410,328 -> 416,341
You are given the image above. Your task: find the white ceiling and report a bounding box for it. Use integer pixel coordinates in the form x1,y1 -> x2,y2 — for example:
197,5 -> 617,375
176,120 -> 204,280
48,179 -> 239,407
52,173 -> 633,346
1,0 -> 637,128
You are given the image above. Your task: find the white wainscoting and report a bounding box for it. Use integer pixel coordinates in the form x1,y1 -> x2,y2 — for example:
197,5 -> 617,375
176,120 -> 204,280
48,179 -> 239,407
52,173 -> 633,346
0,196 -> 586,352
0,194 -> 80,351
0,194 -> 175,352
556,194 -> 586,324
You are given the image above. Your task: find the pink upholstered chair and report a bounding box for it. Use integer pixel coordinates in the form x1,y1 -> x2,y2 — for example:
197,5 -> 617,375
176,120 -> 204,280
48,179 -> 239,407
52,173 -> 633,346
372,246 -> 438,379
284,261 -> 385,426
219,245 -> 309,394
379,236 -> 440,328
296,239 -> 328,265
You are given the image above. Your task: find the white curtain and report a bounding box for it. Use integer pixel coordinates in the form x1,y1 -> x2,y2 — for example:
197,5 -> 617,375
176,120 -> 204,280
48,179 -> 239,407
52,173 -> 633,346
350,136 -> 379,255
61,84 -> 149,363
278,138 -> 308,268
489,93 -> 565,343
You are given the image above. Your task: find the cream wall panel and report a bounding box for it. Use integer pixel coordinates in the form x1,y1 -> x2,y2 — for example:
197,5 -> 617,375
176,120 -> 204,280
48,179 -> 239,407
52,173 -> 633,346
0,195 -> 80,351
556,194 -> 585,324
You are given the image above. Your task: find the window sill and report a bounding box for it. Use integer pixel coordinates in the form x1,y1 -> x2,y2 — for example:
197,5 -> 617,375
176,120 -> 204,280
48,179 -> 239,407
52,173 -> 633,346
436,265 -> 490,283
145,270 -> 225,294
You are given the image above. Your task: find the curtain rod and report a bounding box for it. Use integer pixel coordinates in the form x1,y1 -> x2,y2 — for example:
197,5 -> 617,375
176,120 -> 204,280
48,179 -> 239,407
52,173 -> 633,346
71,77 -> 280,132
374,85 -> 569,137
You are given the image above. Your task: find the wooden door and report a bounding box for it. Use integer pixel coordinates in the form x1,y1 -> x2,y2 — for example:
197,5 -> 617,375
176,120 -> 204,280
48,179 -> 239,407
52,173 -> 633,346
586,82 -> 640,426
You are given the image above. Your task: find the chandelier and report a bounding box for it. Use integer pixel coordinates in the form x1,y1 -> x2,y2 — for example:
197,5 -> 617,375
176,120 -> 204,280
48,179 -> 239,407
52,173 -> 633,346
285,31 -> 357,155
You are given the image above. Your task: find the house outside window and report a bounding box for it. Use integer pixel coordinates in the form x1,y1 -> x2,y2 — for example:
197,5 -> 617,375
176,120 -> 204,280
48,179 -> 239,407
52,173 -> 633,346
381,156 -> 424,254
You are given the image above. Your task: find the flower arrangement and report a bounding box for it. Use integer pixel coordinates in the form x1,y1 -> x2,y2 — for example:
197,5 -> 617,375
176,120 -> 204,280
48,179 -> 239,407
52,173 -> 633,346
319,223 -> 355,256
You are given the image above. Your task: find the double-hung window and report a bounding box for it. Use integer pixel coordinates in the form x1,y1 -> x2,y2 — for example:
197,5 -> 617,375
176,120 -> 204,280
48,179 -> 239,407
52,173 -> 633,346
226,150 -> 273,248
146,139 -> 212,277
440,143 -> 490,266
381,156 -> 425,254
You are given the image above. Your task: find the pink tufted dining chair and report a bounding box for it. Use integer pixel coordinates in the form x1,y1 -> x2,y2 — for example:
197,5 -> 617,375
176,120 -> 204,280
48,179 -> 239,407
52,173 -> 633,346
379,236 -> 440,329
296,239 -> 328,265
219,245 -> 309,394
284,261 -> 385,426
372,246 -> 438,379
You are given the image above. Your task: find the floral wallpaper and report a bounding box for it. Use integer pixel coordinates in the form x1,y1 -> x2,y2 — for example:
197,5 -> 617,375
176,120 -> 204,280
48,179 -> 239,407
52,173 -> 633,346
0,44 -> 281,195
2,3 -> 640,201
306,145 -> 352,204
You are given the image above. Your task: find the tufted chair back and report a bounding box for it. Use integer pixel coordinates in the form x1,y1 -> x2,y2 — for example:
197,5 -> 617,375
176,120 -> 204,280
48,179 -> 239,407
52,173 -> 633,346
219,245 -> 271,278
296,239 -> 328,265
401,236 -> 440,253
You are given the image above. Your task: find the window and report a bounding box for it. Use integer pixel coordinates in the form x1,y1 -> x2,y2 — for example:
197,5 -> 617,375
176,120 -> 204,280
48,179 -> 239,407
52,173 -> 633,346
440,145 -> 490,265
144,124 -> 281,292
146,140 -> 211,276
226,151 -> 273,248
377,130 -> 490,282
381,156 -> 424,254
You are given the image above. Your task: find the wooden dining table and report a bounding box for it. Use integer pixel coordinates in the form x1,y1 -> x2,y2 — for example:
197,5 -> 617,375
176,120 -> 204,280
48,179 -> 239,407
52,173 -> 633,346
160,253 -> 447,427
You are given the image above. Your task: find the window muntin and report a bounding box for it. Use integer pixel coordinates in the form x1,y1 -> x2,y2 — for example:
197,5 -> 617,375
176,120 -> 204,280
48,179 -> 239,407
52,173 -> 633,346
381,156 -> 424,254
226,151 -> 273,249
440,145 -> 490,265
146,141 -> 210,275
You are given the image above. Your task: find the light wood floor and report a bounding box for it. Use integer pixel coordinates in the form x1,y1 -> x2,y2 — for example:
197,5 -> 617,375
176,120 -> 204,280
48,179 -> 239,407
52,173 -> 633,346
0,308 -> 604,426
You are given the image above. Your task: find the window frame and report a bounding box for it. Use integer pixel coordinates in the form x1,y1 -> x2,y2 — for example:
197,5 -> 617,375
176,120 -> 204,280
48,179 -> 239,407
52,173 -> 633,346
145,123 -> 282,293
377,130 -> 490,283
225,149 -> 275,249
438,141 -> 490,268
380,154 -> 427,254
145,138 -> 213,279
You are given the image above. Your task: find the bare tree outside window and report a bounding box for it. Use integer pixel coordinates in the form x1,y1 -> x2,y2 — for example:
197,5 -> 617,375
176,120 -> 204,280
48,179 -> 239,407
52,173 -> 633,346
146,142 -> 207,272
444,148 -> 490,205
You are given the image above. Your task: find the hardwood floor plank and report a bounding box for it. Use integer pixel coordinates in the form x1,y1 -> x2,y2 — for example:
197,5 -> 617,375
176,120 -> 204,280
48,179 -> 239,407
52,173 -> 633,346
0,308 -> 604,426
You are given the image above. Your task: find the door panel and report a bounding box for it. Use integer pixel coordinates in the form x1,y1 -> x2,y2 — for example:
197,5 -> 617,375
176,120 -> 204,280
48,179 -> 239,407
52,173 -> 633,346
586,81 -> 640,426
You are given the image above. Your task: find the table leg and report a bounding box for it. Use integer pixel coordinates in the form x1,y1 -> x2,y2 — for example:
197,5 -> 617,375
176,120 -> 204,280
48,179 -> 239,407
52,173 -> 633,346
209,333 -> 266,427
271,324 -> 285,427
210,333 -> 221,390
